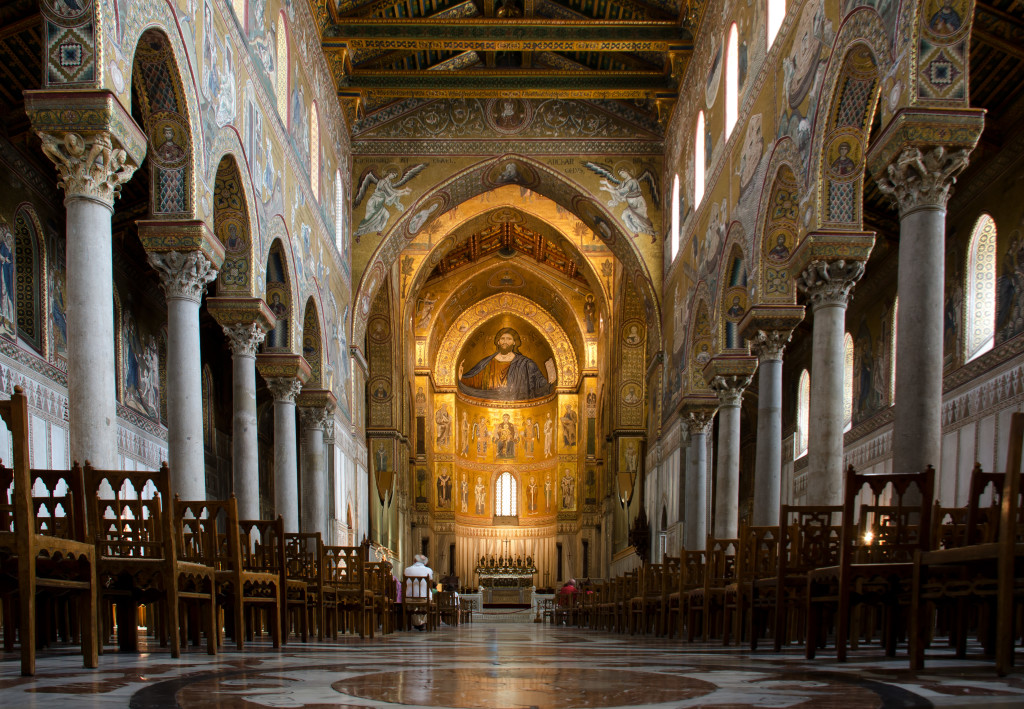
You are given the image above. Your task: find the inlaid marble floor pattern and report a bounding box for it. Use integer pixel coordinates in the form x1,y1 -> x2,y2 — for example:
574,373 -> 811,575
1,625 -> 1022,708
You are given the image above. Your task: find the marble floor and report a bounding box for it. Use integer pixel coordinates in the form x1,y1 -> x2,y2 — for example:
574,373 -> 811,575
1,625 -> 1022,708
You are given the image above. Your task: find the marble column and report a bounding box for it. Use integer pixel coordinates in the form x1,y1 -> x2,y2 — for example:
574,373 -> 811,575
709,374 -> 752,539
876,146 -> 971,476
747,329 -> 793,526
324,418 -> 337,543
266,377 -> 303,532
27,96 -> 145,468
208,298 -> 276,520
682,404 -> 716,550
223,323 -> 267,519
797,260 -> 865,505
149,251 -> 218,500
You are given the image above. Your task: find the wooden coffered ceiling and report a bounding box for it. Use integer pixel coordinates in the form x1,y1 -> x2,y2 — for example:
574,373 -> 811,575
317,0 -> 700,124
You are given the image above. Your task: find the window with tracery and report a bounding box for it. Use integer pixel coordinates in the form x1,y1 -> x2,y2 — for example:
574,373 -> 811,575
671,174 -> 680,262
276,15 -> 288,121
767,0 -> 785,48
695,111 -> 705,209
797,369 -> 810,457
310,103 -> 320,199
726,23 -> 739,138
844,332 -> 854,431
496,472 -> 517,516
966,214 -> 997,362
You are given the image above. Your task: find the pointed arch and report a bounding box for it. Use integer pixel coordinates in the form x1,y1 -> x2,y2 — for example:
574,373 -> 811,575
719,237 -> 749,351
695,111 -> 706,209
302,296 -> 325,388
495,471 -> 518,516
264,237 -> 295,352
353,156 -> 659,350
131,28 -> 196,218
214,155 -> 255,295
753,146 -> 801,305
13,205 -> 46,354
966,213 -> 997,361
687,286 -> 713,394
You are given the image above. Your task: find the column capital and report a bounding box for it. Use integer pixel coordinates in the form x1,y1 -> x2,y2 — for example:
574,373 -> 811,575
874,145 -> 971,215
866,107 -> 984,215
137,219 -> 226,269
266,377 -> 304,403
222,322 -> 267,358
796,259 -> 865,309
738,304 -> 804,362
148,250 -> 218,304
709,374 -> 753,408
25,89 -> 147,208
208,297 -> 277,357
298,405 -> 332,430
680,396 -> 719,435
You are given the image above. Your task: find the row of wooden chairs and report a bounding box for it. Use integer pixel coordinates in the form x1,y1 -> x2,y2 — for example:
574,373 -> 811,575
0,387 -> 402,676
558,413 -> 1024,674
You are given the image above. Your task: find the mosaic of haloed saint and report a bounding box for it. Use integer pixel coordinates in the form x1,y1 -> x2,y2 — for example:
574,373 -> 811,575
456,319 -> 556,402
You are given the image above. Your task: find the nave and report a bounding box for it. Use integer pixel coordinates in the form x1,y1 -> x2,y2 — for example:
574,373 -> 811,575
1,625 -> 1022,708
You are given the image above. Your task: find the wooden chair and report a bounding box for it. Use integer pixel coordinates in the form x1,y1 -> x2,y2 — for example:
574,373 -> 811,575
403,572 -> 433,631
0,387 -> 98,675
285,532 -> 331,640
686,536 -> 738,642
239,517 -> 305,644
667,549 -> 704,640
805,465 -> 935,661
83,464 -> 216,657
437,590 -> 460,626
910,413 -> 1024,674
365,560 -> 394,634
771,505 -> 843,651
722,524 -> 779,646
325,545 -> 373,637
177,497 -> 281,651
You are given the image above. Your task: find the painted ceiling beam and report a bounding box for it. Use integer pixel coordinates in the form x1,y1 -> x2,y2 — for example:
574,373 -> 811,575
341,69 -> 675,98
322,19 -> 691,52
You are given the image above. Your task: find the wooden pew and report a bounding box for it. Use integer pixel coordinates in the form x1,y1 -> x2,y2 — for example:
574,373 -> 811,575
285,532 -> 331,640
0,386 -> 98,675
722,524 -> 780,646
686,536 -> 738,642
324,544 -> 373,637
239,516 -> 306,644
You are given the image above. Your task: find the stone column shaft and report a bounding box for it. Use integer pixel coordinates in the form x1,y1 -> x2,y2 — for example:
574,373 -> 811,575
299,406 -> 331,536
683,412 -> 714,550
710,375 -> 751,539
798,260 -> 865,505
149,251 -> 217,500
223,323 -> 266,519
267,377 -> 302,532
36,130 -> 141,468
877,146 -> 971,476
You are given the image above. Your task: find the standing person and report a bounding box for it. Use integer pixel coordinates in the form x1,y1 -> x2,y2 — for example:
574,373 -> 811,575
403,554 -> 433,631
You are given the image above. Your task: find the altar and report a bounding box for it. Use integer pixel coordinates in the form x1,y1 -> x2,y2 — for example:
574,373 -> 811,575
475,554 -> 537,606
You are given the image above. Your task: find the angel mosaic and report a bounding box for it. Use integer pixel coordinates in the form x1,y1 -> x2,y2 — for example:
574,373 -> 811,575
353,164 -> 427,240
584,163 -> 659,241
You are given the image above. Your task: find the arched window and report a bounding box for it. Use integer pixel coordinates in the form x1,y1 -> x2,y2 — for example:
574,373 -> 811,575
496,472 -> 517,516
725,23 -> 739,139
670,174 -> 680,262
310,103 -> 320,200
276,14 -> 288,121
13,207 -> 42,353
966,213 -> 997,361
767,0 -> 785,48
695,111 -> 705,209
890,297 -> 899,404
335,170 -> 344,250
844,332 -> 854,432
797,369 -> 810,457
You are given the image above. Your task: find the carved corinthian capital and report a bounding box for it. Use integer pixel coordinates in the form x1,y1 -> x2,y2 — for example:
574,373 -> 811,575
38,131 -> 139,207
148,250 -> 218,303
299,406 -> 332,431
685,411 -> 715,435
266,377 -> 303,403
748,329 -> 792,362
222,322 -> 266,358
876,146 -> 971,215
710,374 -> 752,408
796,259 -> 865,309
